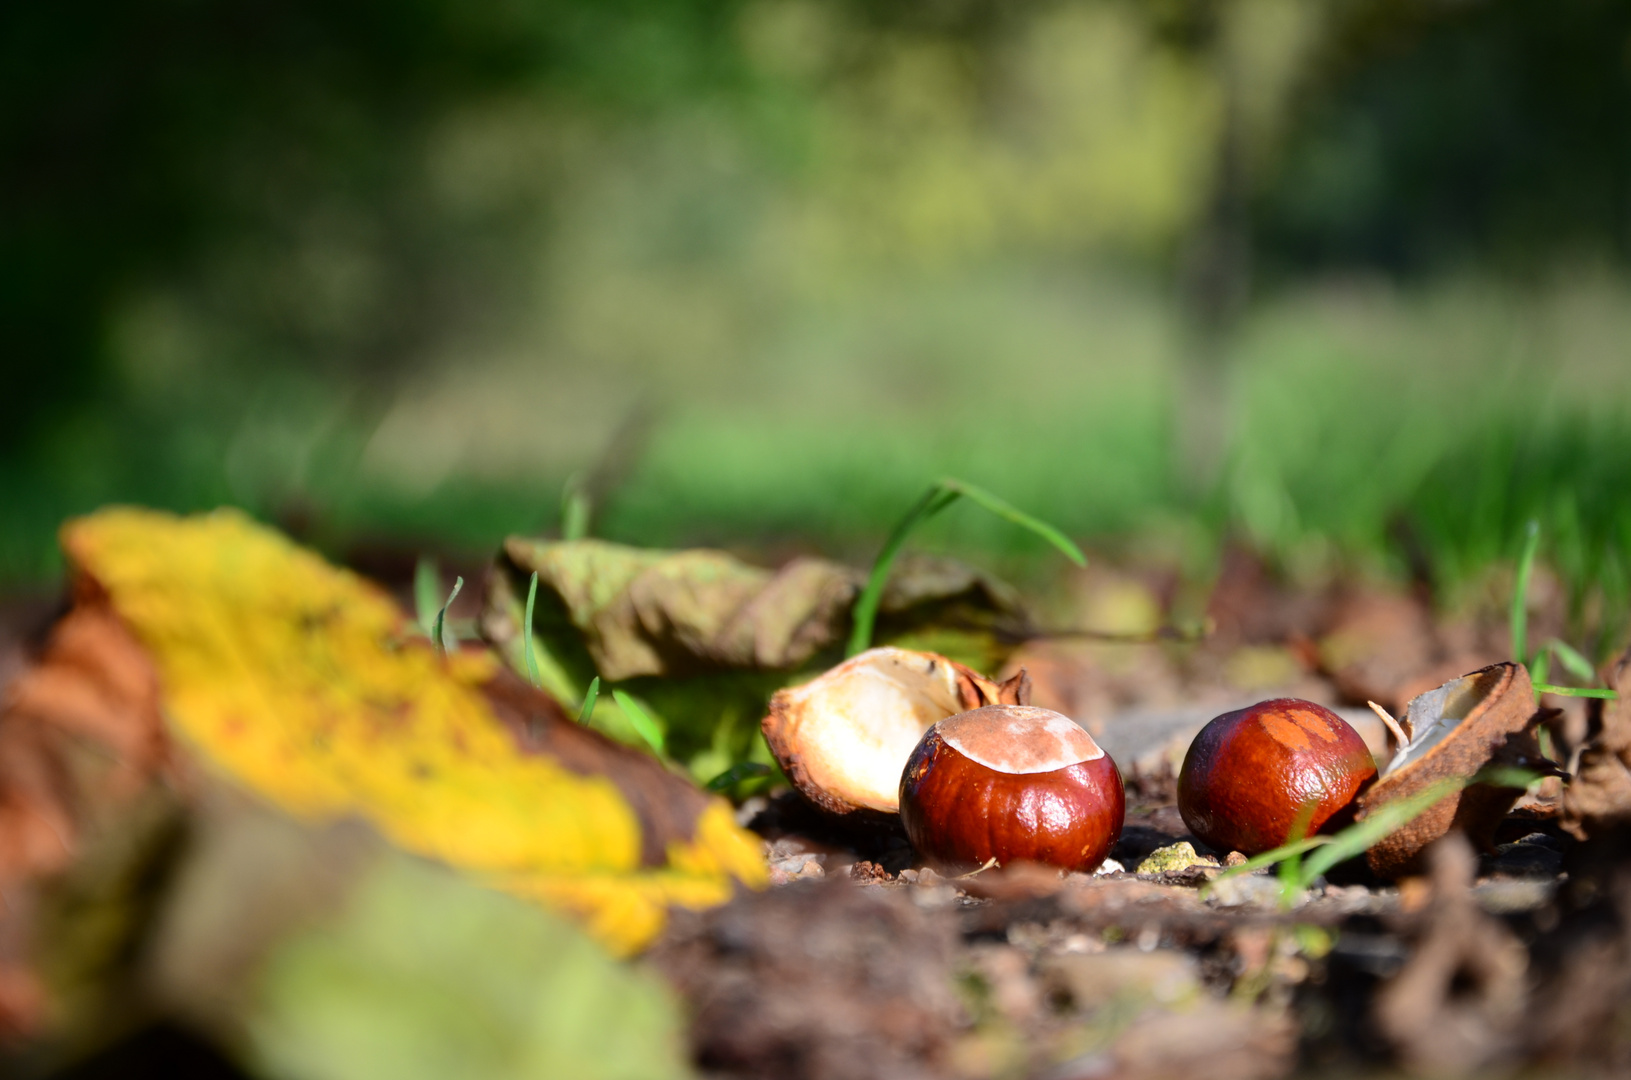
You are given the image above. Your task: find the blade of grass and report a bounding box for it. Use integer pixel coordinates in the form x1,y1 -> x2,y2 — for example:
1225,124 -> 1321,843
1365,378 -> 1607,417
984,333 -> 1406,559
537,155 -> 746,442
1206,836 -> 1330,882
939,478 -> 1088,568
1297,777 -> 1464,883
846,477 -> 1086,657
1276,799 -> 1321,903
577,676 -> 601,723
523,571 -> 541,689
414,557 -> 441,635
1535,684 -> 1618,699
1531,649 -> 1551,691
1208,776 -> 1475,900
561,473 -> 591,541
433,576 -> 463,658
1474,765 -> 1547,790
1210,763 -> 1551,903
705,762 -> 772,792
611,688 -> 664,756
845,483 -> 960,657
1545,639 -> 1597,682
1511,519 -> 1540,666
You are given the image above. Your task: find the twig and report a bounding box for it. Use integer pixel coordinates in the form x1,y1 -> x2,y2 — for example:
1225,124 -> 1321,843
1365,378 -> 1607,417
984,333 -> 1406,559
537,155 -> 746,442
1368,700 -> 1409,747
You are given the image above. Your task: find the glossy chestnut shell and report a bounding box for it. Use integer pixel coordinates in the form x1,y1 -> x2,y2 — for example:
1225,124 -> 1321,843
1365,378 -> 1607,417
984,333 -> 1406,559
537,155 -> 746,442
1177,698 -> 1378,856
899,705 -> 1125,873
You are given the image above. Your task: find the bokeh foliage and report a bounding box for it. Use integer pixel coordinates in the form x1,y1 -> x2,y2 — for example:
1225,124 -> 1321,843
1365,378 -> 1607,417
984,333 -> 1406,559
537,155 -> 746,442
5,0 -> 1631,648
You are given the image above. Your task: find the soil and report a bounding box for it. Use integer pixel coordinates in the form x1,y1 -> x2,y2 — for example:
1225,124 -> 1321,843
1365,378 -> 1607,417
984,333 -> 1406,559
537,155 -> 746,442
4,546 -> 1630,1080
639,553 -> 1628,1079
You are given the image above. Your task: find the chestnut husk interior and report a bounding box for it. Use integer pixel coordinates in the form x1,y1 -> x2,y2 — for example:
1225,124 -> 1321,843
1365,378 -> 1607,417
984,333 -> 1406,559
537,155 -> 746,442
761,647 -> 1031,818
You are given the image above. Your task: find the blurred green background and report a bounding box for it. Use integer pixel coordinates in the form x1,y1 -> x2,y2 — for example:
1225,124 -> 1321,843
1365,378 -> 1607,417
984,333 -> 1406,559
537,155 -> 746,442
8,0 -> 1631,635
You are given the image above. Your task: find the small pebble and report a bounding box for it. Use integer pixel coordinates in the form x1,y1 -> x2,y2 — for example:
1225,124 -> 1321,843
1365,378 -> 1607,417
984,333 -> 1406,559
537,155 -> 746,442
1136,842 -> 1218,876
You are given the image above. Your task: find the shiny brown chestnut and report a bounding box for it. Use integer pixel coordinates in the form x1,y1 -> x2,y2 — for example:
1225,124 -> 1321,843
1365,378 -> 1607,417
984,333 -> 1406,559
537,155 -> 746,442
1177,698 -> 1378,856
899,704 -> 1125,873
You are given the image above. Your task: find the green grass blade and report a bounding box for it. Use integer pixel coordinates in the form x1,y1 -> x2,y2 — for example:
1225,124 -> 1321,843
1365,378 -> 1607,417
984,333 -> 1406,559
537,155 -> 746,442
846,477 -> 1085,657
414,557 -> 441,635
1530,649 -> 1551,691
577,676 -> 601,723
846,482 -> 960,657
705,762 -> 772,792
1546,638 -> 1597,682
1299,778 -> 1463,882
523,571 -> 542,689
1473,765 -> 1546,790
1511,519 -> 1540,665
611,689 -> 665,755
1275,800 -> 1321,904
561,473 -> 591,541
940,478 -> 1088,567
1206,779 -> 1474,894
434,576 -> 464,658
1203,837 -> 1331,895
1535,684 -> 1619,699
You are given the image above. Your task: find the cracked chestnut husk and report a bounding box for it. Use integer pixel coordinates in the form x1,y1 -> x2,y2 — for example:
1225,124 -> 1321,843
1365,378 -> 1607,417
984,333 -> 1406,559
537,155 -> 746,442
1177,698 -> 1379,857
761,646 -> 1029,817
1357,662 -> 1553,879
899,704 -> 1125,873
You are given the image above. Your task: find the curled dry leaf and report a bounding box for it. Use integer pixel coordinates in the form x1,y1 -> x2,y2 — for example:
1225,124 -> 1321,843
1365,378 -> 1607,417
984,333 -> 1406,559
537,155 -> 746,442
1356,663 -> 1549,879
761,647 -> 1030,817
1,508 -> 766,971
1561,648 -> 1631,841
484,539 -> 1027,685
482,538 -> 1028,776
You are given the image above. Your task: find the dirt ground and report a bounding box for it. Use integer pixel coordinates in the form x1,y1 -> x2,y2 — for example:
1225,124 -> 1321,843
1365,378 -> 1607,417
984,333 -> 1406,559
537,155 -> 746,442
5,546 -> 1631,1080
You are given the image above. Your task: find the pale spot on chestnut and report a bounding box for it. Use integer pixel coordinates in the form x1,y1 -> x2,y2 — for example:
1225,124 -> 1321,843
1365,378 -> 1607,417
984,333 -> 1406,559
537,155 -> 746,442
938,705 -> 1105,774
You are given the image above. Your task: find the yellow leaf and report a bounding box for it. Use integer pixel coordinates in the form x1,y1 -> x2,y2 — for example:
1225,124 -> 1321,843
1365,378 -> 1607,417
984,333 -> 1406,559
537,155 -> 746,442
62,507 -> 765,954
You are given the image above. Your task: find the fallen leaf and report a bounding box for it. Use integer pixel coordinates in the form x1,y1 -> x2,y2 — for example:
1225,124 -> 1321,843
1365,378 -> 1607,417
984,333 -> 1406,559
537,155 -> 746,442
251,853 -> 694,1080
482,538 -> 1026,776
1561,648 -> 1631,841
4,507 -> 763,967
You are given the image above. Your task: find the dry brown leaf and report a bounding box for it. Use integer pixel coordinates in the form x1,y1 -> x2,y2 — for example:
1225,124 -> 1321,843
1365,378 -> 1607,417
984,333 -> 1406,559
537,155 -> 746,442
1561,648 -> 1631,841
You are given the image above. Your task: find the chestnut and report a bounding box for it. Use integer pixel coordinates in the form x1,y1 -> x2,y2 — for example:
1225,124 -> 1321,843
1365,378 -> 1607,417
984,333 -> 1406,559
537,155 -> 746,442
1177,698 -> 1378,856
899,704 -> 1125,873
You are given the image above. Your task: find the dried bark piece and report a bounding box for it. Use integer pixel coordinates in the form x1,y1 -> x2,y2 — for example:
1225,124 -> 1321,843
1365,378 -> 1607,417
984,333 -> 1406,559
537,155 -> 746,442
1561,648 -> 1631,841
1357,663 -> 1548,879
1374,835 -> 1528,1075
760,647 -> 1030,817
